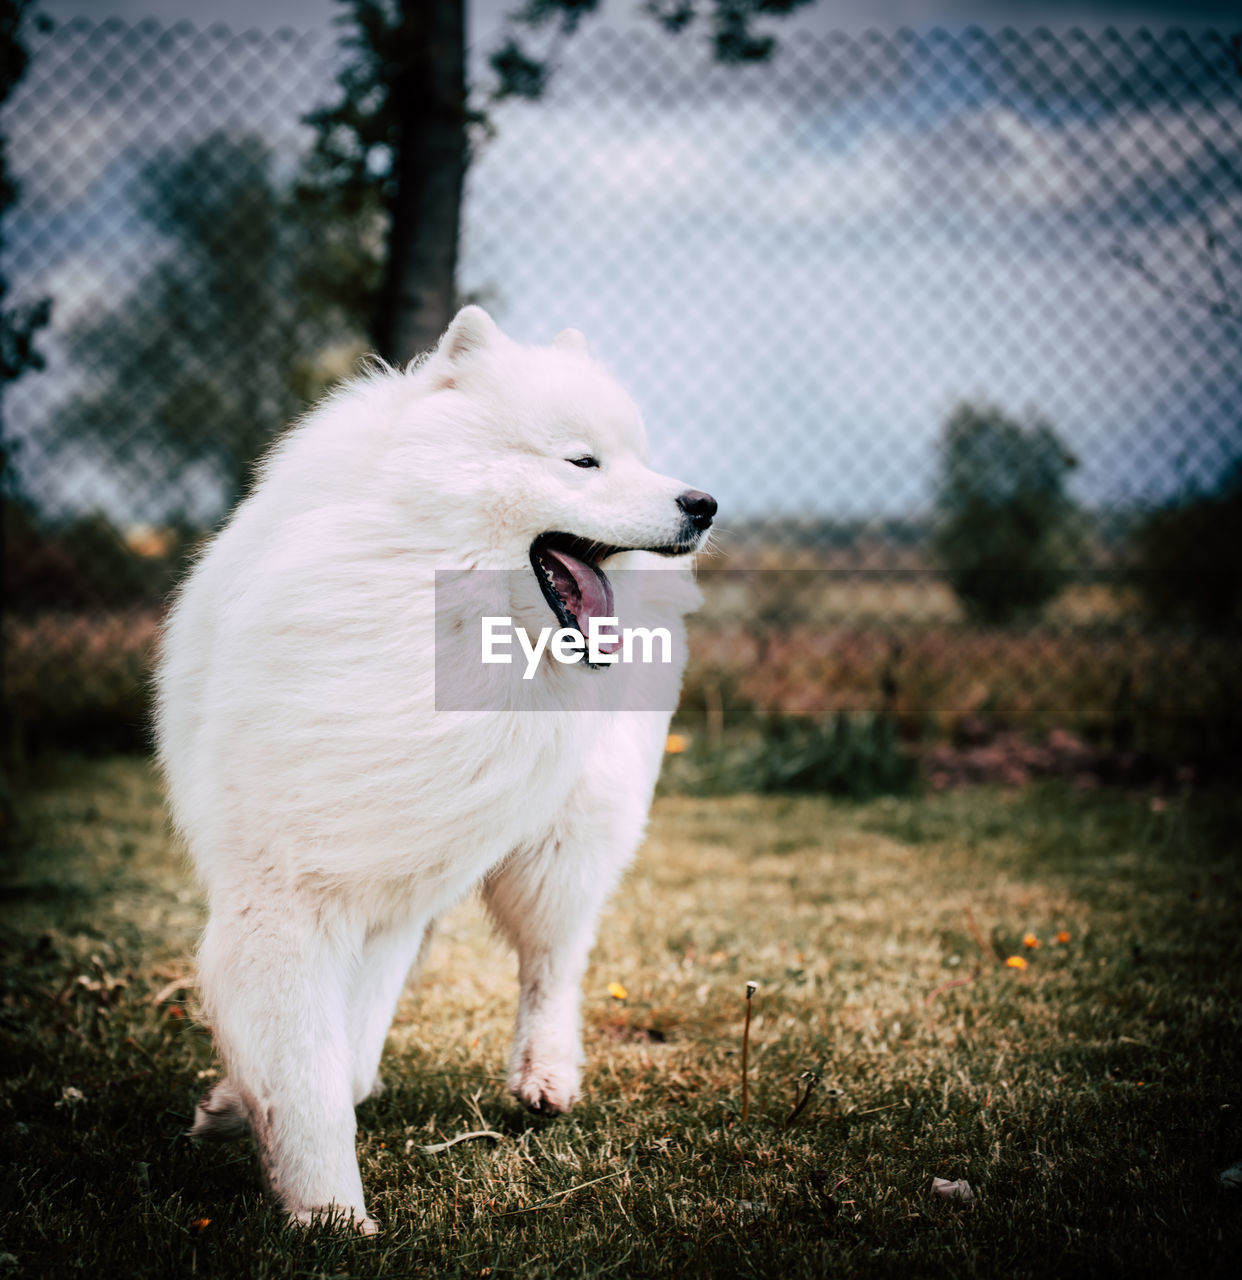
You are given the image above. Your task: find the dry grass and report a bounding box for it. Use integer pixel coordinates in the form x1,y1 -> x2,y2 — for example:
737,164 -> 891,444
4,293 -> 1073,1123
2,756 -> 1241,1278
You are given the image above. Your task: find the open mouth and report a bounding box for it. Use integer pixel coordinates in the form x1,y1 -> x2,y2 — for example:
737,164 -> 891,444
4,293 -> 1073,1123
530,533 -> 623,650
529,530 -> 704,662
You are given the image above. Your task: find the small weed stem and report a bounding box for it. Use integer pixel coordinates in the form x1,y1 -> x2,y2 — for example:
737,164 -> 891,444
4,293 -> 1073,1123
741,980 -> 758,1122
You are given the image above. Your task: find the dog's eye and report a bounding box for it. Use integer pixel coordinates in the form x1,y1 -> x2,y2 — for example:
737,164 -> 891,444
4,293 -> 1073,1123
567,455 -> 600,469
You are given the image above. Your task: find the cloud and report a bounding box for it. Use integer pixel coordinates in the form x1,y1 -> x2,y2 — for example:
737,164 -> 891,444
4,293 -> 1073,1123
463,36 -> 1241,515
9,17 -> 1239,523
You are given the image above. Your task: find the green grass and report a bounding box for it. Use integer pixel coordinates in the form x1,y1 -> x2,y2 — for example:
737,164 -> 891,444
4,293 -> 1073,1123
2,757 -> 1240,1278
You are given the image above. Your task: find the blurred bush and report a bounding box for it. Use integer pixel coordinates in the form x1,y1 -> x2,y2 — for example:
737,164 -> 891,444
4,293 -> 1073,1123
662,710 -> 920,799
3,609 -> 158,757
1132,459 -> 1242,632
933,403 -> 1081,626
679,617 -> 1242,771
2,497 -> 185,757
3,495 -> 192,612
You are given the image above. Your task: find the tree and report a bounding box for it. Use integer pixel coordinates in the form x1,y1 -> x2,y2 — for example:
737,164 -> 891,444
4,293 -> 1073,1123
49,132 -> 366,520
1132,458 -> 1242,631
1,0 -> 51,417
933,402 -> 1079,625
2,0 -> 54,620
306,0 -> 815,364
301,1 -> 466,364
1108,35 -> 1242,325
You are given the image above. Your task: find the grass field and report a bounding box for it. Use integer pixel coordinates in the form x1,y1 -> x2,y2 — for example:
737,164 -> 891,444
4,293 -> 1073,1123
2,756 -> 1240,1278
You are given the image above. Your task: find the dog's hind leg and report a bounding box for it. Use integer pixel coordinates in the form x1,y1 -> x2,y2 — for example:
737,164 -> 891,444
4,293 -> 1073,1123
198,896 -> 375,1233
482,717 -> 668,1116
189,1077 -> 250,1141
349,918 -> 434,1106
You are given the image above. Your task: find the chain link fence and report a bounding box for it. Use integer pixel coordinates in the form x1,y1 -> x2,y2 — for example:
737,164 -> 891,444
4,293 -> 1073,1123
3,17 -> 1240,783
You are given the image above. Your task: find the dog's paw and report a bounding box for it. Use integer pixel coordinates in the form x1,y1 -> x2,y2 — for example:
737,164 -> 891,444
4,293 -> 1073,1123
189,1079 -> 250,1141
508,1049 -> 580,1117
288,1207 -> 379,1236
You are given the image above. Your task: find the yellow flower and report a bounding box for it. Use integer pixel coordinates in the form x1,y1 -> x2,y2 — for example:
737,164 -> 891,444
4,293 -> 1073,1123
665,733 -> 688,754
1005,955 -> 1028,970
608,982 -> 628,1000
1023,932 -> 1041,949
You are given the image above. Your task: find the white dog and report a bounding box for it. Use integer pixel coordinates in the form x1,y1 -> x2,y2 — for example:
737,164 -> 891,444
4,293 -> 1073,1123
154,307 -> 715,1232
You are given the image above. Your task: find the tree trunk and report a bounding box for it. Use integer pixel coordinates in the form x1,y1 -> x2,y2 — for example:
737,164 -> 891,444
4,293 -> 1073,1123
373,0 -> 466,364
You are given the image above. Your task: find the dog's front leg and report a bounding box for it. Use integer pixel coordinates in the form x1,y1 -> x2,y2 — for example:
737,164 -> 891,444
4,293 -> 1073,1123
482,717 -> 668,1115
482,843 -> 605,1114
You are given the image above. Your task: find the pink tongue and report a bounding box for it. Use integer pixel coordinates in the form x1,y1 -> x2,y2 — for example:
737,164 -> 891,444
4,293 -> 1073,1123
544,547 -> 619,651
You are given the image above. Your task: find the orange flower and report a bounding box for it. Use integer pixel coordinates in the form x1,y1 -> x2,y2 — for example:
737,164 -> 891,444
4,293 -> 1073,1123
1023,932 -> 1041,949
1005,955 -> 1028,970
608,982 -> 628,1000
665,733 -> 688,754
191,1218 -> 211,1231
1056,931 -> 1071,944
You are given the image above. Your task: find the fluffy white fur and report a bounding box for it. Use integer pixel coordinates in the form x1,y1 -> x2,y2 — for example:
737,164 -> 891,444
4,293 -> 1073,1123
154,307 -> 707,1233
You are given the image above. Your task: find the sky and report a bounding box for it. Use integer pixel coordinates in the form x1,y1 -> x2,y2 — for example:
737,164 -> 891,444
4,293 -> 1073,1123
37,0 -> 1242,43
12,0 -> 1242,525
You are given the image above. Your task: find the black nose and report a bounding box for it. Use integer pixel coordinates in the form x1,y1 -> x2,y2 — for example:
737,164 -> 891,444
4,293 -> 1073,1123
677,489 -> 717,531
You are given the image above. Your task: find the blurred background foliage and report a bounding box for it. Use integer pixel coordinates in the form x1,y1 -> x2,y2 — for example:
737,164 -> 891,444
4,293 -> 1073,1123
47,131 -> 363,512
2,0 -> 1240,791
932,403 -> 1081,626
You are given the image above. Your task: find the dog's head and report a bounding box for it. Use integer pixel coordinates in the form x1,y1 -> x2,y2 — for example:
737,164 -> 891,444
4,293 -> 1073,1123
407,306 -> 715,638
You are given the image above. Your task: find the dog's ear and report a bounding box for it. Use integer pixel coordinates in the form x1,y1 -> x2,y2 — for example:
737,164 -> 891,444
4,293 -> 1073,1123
427,306 -> 500,387
437,306 -> 499,367
552,327 -> 588,354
